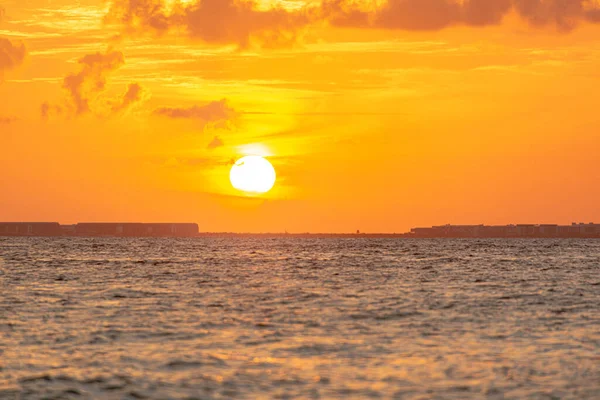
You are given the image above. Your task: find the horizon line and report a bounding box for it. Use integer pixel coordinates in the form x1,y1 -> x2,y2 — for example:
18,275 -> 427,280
1,221 -> 599,236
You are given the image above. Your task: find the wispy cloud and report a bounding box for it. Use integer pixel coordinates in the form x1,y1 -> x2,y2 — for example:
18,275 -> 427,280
42,49 -> 148,119
111,82 -> 149,113
62,50 -> 125,115
153,99 -> 238,129
0,38 -> 26,73
207,135 -> 224,150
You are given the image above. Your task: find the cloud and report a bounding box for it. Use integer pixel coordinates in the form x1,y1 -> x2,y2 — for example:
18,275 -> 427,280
319,0 -> 372,27
106,0 -> 171,36
321,0 -> 600,31
0,6 -> 5,23
207,135 -> 224,150
106,0 -> 311,47
63,50 -> 125,115
375,0 -> 507,30
111,83 -> 148,113
512,0 -> 595,30
0,38 -> 26,73
43,50 -> 148,119
184,0 -> 309,47
40,102 -> 63,119
153,99 -> 238,129
104,0 -> 600,48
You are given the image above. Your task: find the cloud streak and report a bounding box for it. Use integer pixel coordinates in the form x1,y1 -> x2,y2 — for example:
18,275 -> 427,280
153,99 -> 238,129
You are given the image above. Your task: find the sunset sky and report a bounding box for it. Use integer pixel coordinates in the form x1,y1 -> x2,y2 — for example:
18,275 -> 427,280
1,0 -> 599,232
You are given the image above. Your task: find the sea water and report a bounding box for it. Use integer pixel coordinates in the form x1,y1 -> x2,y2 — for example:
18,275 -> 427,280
1,237 -> 599,399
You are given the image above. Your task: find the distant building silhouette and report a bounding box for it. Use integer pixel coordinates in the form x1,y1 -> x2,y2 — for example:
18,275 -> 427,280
0,222 -> 62,236
1,222 -> 599,238
0,222 -> 198,237
409,223 -> 600,238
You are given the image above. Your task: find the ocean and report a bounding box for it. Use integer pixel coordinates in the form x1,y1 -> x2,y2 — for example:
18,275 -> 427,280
1,237 -> 599,399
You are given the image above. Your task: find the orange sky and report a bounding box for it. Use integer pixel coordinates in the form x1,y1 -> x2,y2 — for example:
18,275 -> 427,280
1,0 -> 599,232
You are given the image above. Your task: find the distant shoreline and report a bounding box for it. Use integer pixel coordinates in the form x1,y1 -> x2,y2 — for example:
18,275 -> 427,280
1,222 -> 599,238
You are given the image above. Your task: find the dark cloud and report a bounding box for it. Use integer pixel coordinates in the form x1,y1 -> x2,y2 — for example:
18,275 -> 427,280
112,83 -> 148,113
463,0 -> 512,26
105,0 -> 600,46
513,0 -> 589,31
322,0 -> 600,31
153,99 -> 238,129
588,8 -> 600,23
184,0 -> 308,47
376,0 -> 461,30
62,50 -> 125,115
0,38 -> 26,73
207,135 -> 224,150
106,0 -> 311,47
373,0 -> 512,29
319,0 -> 371,27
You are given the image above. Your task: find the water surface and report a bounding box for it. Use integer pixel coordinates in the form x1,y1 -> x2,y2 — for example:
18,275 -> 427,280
1,238 -> 599,399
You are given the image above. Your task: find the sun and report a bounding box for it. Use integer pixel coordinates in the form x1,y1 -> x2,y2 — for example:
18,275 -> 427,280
230,155 -> 276,194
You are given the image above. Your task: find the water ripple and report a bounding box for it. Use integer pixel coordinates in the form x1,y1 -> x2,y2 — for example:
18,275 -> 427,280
0,237 -> 599,399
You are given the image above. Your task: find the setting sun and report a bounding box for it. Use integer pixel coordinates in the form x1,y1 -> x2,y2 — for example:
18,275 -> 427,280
230,156 -> 276,194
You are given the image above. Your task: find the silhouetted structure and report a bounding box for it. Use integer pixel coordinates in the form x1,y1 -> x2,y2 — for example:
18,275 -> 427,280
0,222 -> 62,236
1,222 -> 599,238
409,223 -> 600,238
0,222 -> 198,237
